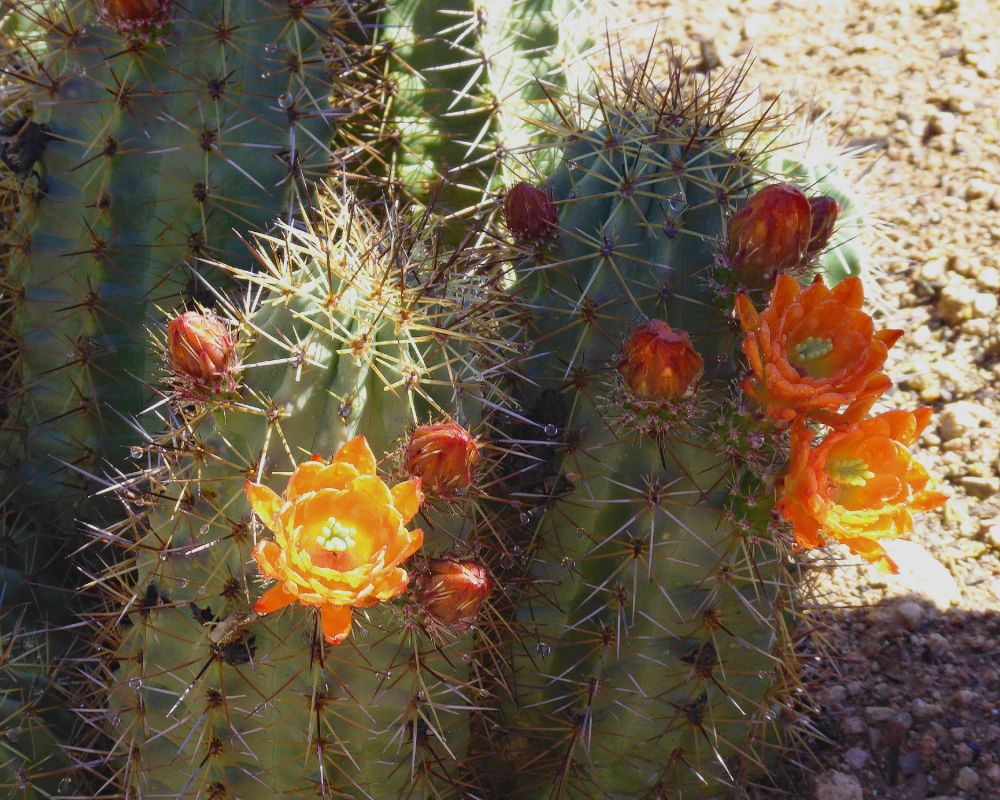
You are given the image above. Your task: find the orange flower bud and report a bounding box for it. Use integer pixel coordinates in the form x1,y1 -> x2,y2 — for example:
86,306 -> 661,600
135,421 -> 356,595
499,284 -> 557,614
806,195 -> 841,256
778,411 -> 947,573
618,320 -> 704,400
727,182 -> 812,283
167,311 -> 237,392
404,422 -> 479,496
415,558 -> 492,630
504,182 -> 558,245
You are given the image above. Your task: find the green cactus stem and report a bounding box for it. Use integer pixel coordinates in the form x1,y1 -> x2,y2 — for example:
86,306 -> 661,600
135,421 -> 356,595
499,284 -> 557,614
0,0 -> 368,514
480,63 -> 815,797
92,189 -> 518,797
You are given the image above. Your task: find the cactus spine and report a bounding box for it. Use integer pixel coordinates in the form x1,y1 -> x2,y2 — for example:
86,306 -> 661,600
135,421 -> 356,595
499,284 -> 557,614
95,190 -> 516,796
0,0 -> 363,509
477,65 -> 823,797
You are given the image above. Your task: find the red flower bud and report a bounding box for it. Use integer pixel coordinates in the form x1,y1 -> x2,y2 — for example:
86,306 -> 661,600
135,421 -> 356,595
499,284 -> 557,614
618,320 -> 704,400
167,311 -> 238,392
806,195 -> 841,256
727,182 -> 812,284
415,559 -> 491,629
404,422 -> 479,496
504,182 -> 558,245
100,0 -> 172,32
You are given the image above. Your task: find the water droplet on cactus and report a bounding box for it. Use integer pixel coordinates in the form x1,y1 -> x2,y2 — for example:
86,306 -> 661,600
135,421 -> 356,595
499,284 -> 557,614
127,678 -> 143,690
277,92 -> 293,109
73,64 -> 87,76
543,423 -> 559,437
519,511 -> 532,525
130,446 -> 143,459
666,192 -> 687,213
375,670 -> 391,681
57,776 -> 76,793
535,641 -> 552,657
561,556 -> 575,570
199,524 -> 210,536
263,42 -> 278,54
5,727 -> 21,742
260,71 -> 272,80
157,550 -> 170,562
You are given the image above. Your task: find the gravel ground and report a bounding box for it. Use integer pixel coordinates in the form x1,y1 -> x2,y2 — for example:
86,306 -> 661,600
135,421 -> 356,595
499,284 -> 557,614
621,1 -> 1000,797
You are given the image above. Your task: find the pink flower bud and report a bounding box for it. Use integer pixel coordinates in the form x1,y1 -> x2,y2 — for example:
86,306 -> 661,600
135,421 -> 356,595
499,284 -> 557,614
618,320 -> 704,400
727,183 -> 812,284
167,311 -> 237,392
415,559 -> 491,629
404,422 -> 479,496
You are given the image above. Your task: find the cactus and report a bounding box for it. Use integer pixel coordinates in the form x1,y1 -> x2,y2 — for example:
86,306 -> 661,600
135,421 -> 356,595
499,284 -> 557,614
90,188 -> 519,796
470,65 -> 851,796
0,0 -> 369,512
364,0 -> 599,220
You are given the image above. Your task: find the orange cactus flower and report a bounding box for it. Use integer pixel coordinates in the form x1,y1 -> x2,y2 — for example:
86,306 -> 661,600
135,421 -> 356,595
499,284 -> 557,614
247,437 -> 424,645
736,274 -> 902,424
404,422 -> 480,496
618,320 -> 704,400
777,410 -> 947,573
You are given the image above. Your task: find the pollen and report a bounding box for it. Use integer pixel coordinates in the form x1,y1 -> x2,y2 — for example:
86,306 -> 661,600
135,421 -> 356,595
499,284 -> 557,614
792,336 -> 834,362
828,457 -> 875,487
317,520 -> 357,553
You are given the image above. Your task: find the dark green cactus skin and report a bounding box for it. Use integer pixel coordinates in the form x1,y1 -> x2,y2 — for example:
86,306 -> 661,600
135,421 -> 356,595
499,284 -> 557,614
1,0 -> 354,510
100,195 -> 514,797
481,81 -> 805,797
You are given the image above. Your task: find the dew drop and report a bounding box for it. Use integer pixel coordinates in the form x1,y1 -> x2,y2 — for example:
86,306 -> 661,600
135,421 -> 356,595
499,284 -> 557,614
157,550 -> 170,562
199,524 -> 210,536
561,556 -> 575,570
543,423 -> 559,437
127,678 -> 143,690
375,670 -> 391,681
130,446 -> 143,459
277,92 -> 293,109
57,776 -> 75,793
461,652 -> 472,663
263,42 -> 278,55
519,511 -> 532,525
5,727 -> 21,742
260,71 -> 272,80
666,192 -> 687,213
535,641 -> 552,657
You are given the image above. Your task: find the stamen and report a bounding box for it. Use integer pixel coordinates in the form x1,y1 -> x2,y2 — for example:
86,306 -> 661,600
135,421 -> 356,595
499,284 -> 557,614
317,519 -> 357,552
793,336 -> 834,361
828,457 -> 875,487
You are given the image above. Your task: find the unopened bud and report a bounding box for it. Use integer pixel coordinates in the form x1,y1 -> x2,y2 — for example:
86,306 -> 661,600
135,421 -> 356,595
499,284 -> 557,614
167,311 -> 237,392
100,0 -> 172,33
619,320 -> 703,400
727,182 -> 812,284
504,182 -> 558,245
416,559 -> 491,629
404,422 -> 479,496
806,195 -> 841,256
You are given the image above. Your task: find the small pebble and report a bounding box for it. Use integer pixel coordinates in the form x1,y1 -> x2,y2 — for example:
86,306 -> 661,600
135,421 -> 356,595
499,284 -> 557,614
845,747 -> 869,770
815,769 -> 864,800
957,766 -> 979,791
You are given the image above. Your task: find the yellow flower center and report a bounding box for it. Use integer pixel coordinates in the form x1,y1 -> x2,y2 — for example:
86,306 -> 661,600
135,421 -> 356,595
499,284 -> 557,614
316,519 -> 358,553
828,457 -> 875,487
792,336 -> 833,362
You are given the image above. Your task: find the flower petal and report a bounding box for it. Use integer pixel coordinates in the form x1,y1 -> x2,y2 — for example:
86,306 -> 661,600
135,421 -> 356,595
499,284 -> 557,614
391,478 -> 424,524
246,482 -> 282,526
334,436 -> 378,475
319,604 -> 353,645
254,583 -> 297,615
